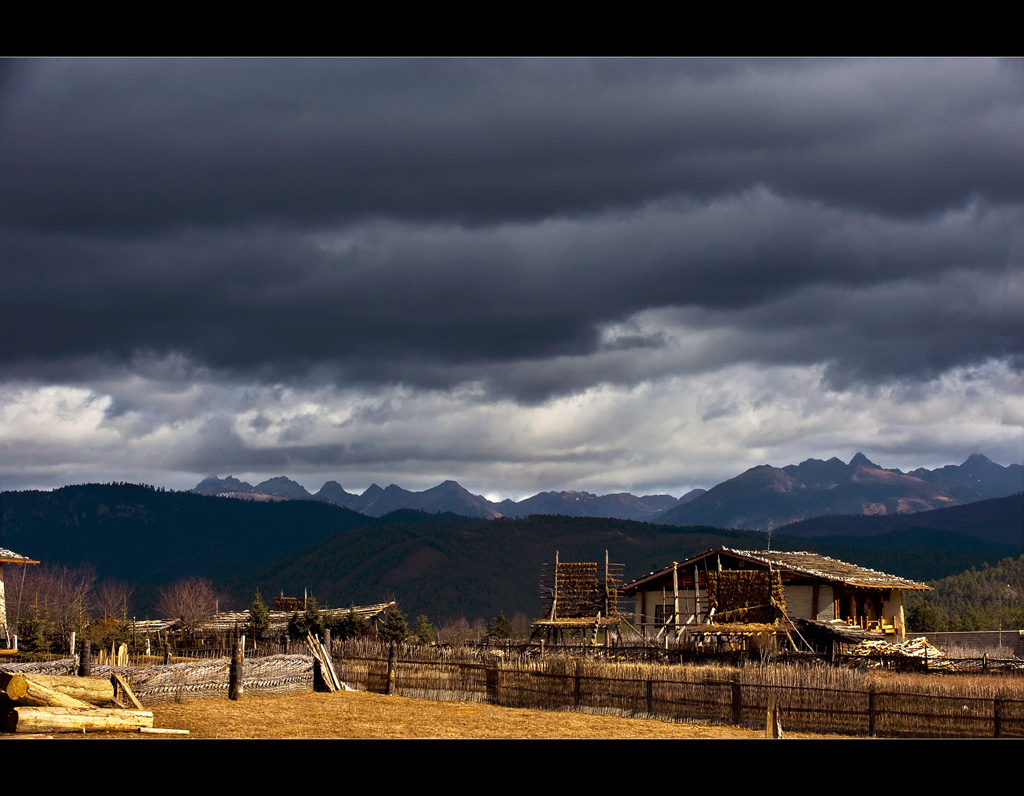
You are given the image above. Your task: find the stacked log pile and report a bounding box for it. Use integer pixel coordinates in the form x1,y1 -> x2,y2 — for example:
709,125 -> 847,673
847,637 -> 958,670
0,671 -> 178,735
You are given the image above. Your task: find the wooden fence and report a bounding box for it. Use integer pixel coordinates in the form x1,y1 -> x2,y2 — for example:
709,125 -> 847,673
336,649 -> 1024,738
1,655 -> 315,704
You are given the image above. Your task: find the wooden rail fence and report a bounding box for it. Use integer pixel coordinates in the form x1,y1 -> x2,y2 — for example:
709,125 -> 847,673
337,653 -> 1024,738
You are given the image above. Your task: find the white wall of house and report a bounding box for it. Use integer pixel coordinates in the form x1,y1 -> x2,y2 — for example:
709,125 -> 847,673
633,590 -> 705,635
783,584 -> 835,621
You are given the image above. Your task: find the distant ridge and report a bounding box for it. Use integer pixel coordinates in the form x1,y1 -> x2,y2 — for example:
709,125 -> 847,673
653,453 -> 1023,531
191,452 -> 1022,526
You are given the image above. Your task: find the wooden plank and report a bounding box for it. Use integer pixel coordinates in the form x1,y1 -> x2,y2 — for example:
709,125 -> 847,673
111,673 -> 145,710
139,727 -> 190,735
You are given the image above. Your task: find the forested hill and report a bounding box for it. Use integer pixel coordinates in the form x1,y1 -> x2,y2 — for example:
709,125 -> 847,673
0,483 -> 377,583
906,554 -> 1024,632
778,493 -> 1024,547
3,483 -> 1020,623
230,514 -> 767,622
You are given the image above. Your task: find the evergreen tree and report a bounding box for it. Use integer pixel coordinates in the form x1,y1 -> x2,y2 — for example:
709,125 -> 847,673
287,598 -> 325,639
412,614 -> 438,644
330,607 -> 370,641
486,611 -> 512,639
19,605 -> 52,654
249,589 -> 272,640
381,607 -> 408,643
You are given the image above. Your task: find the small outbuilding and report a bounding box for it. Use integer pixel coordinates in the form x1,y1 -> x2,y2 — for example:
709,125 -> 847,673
1,547 -> 40,646
621,548 -> 931,646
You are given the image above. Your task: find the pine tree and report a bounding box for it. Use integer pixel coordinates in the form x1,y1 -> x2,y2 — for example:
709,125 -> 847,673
486,611 -> 512,639
249,589 -> 272,640
381,607 -> 408,643
413,614 -> 438,644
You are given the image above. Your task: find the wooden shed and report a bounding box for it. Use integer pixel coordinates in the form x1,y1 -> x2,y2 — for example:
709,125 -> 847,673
1,547 -> 40,647
621,548 -> 931,644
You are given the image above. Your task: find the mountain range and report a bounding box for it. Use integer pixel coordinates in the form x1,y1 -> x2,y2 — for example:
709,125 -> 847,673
194,453 -> 1023,530
3,481 -> 1021,621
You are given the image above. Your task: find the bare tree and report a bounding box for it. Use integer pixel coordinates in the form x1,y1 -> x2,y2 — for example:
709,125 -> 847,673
7,564 -> 95,638
437,616 -> 472,645
91,579 -> 135,619
157,578 -> 217,634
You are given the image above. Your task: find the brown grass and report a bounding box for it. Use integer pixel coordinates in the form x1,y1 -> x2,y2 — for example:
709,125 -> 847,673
66,690 -> 842,739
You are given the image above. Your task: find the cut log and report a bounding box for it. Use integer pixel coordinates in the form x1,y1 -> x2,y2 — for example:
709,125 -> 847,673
4,706 -> 154,734
6,676 -> 96,709
0,672 -> 29,702
20,674 -> 116,706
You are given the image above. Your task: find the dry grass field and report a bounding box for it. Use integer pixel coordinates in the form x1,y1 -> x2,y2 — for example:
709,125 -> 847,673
64,690 -> 843,739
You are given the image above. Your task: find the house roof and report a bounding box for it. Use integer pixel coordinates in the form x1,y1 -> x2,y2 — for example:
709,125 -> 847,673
622,547 -> 931,593
0,547 -> 40,565
132,602 -> 396,635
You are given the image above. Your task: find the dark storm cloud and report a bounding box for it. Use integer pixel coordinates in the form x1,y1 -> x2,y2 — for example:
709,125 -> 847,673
2,58 -> 1023,403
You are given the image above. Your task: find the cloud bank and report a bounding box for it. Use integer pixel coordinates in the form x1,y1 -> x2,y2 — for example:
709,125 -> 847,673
2,58 -> 1022,496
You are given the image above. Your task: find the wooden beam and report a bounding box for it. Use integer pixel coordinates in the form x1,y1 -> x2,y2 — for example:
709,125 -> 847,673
111,673 -> 145,710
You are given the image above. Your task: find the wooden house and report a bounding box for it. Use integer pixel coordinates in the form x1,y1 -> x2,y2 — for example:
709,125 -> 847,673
1,547 -> 40,646
621,548 -> 930,646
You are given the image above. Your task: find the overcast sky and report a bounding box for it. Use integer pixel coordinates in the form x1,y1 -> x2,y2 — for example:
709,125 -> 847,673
1,58 -> 1022,500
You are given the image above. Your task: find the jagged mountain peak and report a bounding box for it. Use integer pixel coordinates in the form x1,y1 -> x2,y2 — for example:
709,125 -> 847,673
848,452 -> 879,469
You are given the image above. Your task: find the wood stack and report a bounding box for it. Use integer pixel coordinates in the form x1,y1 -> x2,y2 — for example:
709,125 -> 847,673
847,636 -> 958,670
0,671 -> 185,735
305,634 -> 341,692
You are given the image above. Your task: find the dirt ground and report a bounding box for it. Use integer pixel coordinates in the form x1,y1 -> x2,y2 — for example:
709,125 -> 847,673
58,689 -> 845,739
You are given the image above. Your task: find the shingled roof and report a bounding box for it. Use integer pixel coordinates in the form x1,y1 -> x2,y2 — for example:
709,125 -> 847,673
623,547 -> 930,592
0,547 -> 39,565
722,549 -> 931,590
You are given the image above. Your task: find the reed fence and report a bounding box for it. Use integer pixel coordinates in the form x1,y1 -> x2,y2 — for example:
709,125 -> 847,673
1,654 -> 315,704
335,641 -> 1024,738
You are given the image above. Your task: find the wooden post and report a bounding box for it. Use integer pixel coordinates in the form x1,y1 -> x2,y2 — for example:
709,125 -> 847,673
549,551 -> 559,621
694,565 -> 701,623
731,674 -> 742,726
229,638 -> 244,700
573,661 -> 583,708
79,640 -> 92,677
486,662 -> 499,704
766,693 -> 782,738
385,641 -> 398,695
994,698 -> 1003,738
163,642 -> 171,665
672,562 -> 679,638
646,678 -> 654,716
868,684 -> 876,737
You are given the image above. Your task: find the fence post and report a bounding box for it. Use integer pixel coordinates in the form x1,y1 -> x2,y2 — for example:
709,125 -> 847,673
163,642 -> 171,665
994,698 -> 1003,738
79,640 -> 92,676
868,684 -> 876,737
486,661 -> 500,705
574,660 -> 583,708
731,674 -> 742,726
766,693 -> 782,739
229,638 -> 244,700
646,678 -> 654,716
385,641 -> 398,695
